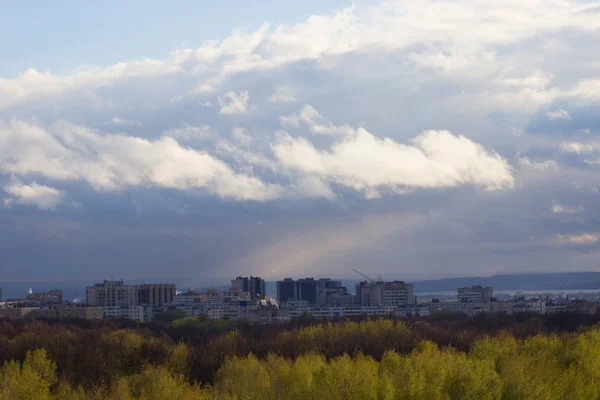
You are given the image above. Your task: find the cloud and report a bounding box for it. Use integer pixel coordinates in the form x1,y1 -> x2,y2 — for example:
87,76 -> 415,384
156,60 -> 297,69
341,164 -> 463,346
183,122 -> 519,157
162,125 -> 215,141
518,157 -> 559,171
556,233 -> 599,245
230,127 -> 253,147
2,0 -> 600,279
269,85 -> 297,102
274,117 -> 514,197
110,117 -> 143,127
0,119 -> 280,201
4,180 -> 63,210
0,1 -> 596,114
560,142 -> 596,154
546,109 -> 572,120
280,104 -> 355,135
218,90 -> 249,115
551,203 -> 584,214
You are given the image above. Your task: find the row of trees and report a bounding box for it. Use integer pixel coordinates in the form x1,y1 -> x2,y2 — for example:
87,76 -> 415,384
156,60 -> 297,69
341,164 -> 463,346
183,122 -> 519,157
4,330 -> 600,399
1,312 -> 599,388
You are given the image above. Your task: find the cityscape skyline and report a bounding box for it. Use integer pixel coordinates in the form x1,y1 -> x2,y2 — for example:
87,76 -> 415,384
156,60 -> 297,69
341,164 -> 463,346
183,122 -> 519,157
2,273 -> 598,324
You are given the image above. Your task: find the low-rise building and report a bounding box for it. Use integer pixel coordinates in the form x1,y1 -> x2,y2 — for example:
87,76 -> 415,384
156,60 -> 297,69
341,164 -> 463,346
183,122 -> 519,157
395,307 -> 430,317
27,289 -> 63,304
57,306 -> 104,320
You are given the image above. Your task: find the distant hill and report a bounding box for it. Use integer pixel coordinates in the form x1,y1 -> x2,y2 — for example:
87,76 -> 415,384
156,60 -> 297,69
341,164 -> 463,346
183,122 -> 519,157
411,272 -> 600,293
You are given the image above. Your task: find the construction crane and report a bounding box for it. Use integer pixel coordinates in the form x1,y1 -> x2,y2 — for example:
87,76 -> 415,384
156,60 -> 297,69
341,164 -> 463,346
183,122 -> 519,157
352,269 -> 381,283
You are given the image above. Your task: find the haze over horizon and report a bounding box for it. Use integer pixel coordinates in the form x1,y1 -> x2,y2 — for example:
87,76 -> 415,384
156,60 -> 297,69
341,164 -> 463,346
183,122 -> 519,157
1,0 -> 600,283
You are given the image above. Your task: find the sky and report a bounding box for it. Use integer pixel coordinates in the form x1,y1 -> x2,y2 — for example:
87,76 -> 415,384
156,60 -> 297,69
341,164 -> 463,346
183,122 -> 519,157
1,0 -> 600,287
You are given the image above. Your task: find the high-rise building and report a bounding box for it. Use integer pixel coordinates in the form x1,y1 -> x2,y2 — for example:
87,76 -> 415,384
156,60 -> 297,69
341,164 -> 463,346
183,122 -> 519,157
297,278 -> 318,304
356,281 -> 415,307
457,286 -> 493,303
277,278 -> 351,305
317,279 -> 351,305
231,276 -> 266,301
86,280 -> 138,307
0,286 -> 2,302
277,278 -> 297,304
138,284 -> 176,306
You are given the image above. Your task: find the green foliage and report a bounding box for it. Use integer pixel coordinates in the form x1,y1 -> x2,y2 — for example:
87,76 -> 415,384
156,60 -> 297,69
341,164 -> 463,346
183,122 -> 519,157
3,317 -> 600,398
0,349 -> 57,400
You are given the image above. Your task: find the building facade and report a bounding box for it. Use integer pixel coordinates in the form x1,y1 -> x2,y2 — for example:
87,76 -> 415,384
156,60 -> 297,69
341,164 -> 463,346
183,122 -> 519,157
356,281 -> 415,307
231,276 -> 266,301
86,280 -> 138,307
277,278 -> 297,304
138,284 -> 176,306
457,286 -> 493,303
26,289 -> 63,304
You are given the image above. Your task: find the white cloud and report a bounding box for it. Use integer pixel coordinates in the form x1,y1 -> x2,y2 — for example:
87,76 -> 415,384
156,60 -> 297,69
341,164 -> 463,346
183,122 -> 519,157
503,71 -> 553,90
4,180 -> 63,210
518,157 -> 559,171
231,127 -> 253,147
559,142 -> 596,154
0,119 -> 280,201
290,176 -> 335,200
556,233 -> 599,245
218,90 -> 249,115
269,85 -> 297,102
551,203 -> 584,214
110,117 -> 143,127
0,0 -> 597,114
546,108 -> 572,120
280,104 -> 354,135
273,114 -> 514,197
0,0 -> 599,210
162,125 -> 214,141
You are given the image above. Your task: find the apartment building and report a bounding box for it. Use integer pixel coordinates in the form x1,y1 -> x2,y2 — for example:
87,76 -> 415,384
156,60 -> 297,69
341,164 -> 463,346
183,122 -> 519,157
277,278 -> 352,305
356,281 -> 415,307
457,286 -> 493,303
231,276 -> 266,301
138,284 -> 176,306
86,280 -> 138,307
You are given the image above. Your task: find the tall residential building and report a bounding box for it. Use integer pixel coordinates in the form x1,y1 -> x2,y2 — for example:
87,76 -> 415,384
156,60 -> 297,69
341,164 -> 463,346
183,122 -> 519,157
0,286 -> 2,302
86,280 -> 138,307
297,278 -> 318,304
231,276 -> 266,301
356,281 -> 415,307
277,278 -> 351,305
138,284 -> 176,306
317,279 -> 352,305
277,278 -> 297,304
355,281 -> 370,305
457,286 -> 493,303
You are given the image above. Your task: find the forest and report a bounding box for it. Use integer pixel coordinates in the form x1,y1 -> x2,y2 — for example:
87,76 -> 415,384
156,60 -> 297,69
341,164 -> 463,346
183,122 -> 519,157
2,312 -> 600,399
